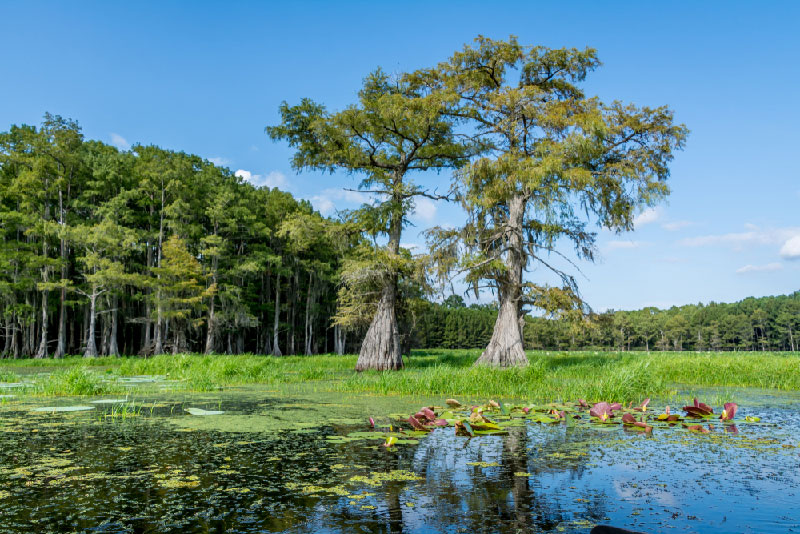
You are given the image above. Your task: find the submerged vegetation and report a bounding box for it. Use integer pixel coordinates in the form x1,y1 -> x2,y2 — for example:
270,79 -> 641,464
1,349 -> 799,401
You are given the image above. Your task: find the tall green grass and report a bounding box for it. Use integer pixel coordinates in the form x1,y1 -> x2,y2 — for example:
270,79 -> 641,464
2,349 -> 798,401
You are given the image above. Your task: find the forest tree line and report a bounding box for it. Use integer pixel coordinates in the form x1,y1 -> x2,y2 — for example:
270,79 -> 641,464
412,292 -> 800,352
0,114 -> 359,358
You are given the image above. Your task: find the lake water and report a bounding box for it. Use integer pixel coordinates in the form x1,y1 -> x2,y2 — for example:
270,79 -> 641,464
0,386 -> 798,533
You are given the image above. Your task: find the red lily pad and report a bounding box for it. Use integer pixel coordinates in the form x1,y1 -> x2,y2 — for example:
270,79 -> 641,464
720,402 -> 738,421
683,398 -> 714,417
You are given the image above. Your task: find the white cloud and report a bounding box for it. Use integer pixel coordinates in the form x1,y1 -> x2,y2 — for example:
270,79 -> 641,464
309,188 -> 372,216
110,133 -> 130,151
736,263 -> 783,274
412,197 -> 437,224
661,220 -> 692,231
400,242 -> 419,251
633,207 -> 660,227
235,169 -> 288,189
679,225 -> 800,250
606,240 -> 645,250
780,235 -> 800,260
312,196 -> 336,216
207,156 -> 229,167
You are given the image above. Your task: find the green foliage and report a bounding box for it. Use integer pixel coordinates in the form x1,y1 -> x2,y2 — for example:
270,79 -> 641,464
38,367 -> 109,396
4,349 -> 800,402
422,36 -> 688,319
0,114 -> 347,358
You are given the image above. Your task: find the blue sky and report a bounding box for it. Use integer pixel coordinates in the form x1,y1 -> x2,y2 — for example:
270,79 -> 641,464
1,1 -> 798,311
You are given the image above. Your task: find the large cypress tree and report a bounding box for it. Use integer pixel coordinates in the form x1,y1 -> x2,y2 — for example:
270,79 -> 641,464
424,36 -> 688,366
267,70 -> 471,371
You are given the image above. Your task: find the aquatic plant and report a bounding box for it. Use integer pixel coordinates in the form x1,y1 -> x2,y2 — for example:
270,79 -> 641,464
395,397 -> 763,443
622,413 -> 653,432
38,367 -> 111,396
589,402 -> 616,422
682,398 -> 714,418
720,402 -> 738,421
655,406 -> 681,422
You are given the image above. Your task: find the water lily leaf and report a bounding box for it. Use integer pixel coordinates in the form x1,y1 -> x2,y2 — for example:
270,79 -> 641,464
383,436 -> 397,448
744,415 -> 761,423
418,407 -> 436,421
622,413 -> 636,425
685,424 -> 710,434
720,402 -> 738,421
589,402 -> 615,421
527,413 -> 557,424
499,401 -> 509,416
458,420 -> 474,437
473,429 -> 508,436
407,416 -> 430,432
33,406 -> 94,412
445,398 -> 462,408
185,407 -> 224,416
683,398 -> 713,417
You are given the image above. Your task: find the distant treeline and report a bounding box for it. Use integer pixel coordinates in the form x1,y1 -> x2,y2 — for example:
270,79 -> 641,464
412,292 -> 800,352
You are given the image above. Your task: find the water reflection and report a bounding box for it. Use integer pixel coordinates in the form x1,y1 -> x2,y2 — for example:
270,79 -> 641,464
0,393 -> 798,533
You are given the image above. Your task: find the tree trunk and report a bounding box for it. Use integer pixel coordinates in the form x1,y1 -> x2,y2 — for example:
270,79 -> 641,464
263,271 -> 272,355
153,188 -> 166,355
109,295 -> 120,357
355,192 -> 404,371
55,189 -> 67,358
334,324 -> 345,355
475,194 -> 528,367
144,234 -> 153,352
356,188 -> 403,371
205,295 -> 217,354
355,283 -> 403,370
34,290 -> 48,359
304,271 -> 314,355
475,290 -> 528,366
272,272 -> 282,356
84,290 -> 98,358
289,269 -> 298,354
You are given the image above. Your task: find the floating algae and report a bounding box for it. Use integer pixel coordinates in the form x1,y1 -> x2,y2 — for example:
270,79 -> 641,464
32,406 -> 94,412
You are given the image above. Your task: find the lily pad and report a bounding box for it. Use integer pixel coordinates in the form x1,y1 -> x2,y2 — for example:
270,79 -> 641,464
185,407 -> 224,416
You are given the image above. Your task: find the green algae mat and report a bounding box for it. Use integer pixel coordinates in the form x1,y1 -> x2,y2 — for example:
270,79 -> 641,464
0,385 -> 799,533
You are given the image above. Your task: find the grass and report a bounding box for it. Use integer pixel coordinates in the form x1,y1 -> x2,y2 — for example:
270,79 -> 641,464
1,349 -> 798,402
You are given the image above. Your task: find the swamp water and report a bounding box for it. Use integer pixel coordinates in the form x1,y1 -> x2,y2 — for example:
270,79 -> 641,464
0,386 -> 799,534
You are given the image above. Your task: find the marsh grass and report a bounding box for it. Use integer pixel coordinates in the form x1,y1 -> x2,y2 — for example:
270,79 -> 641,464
37,367 -> 111,396
1,349 -> 798,402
